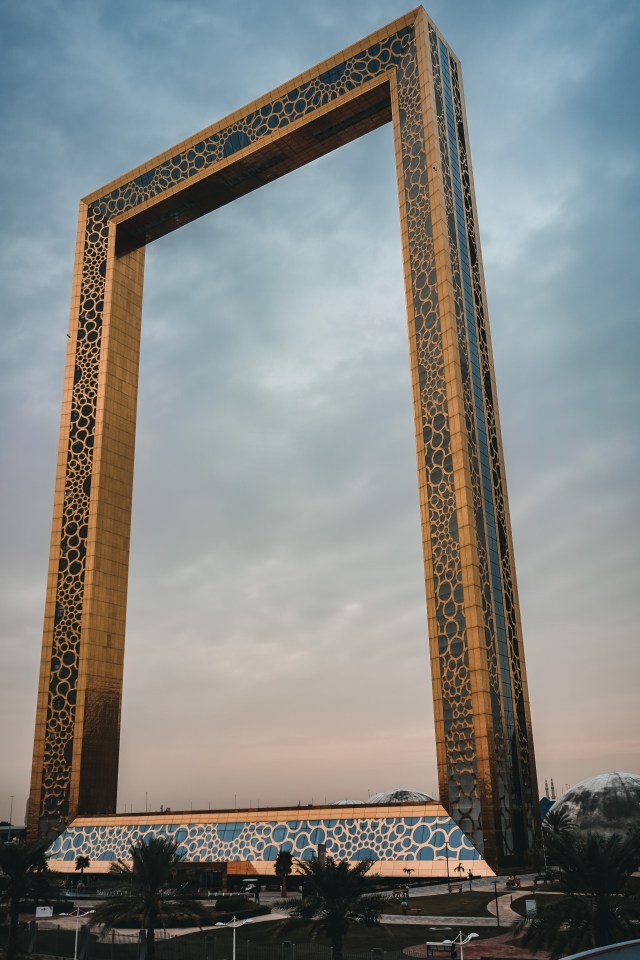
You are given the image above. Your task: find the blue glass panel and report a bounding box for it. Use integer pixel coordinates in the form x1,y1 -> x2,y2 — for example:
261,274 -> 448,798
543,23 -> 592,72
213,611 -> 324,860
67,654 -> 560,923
354,848 -> 377,860
263,845 -> 278,861
319,63 -> 347,85
222,131 -> 251,158
273,826 -> 286,843
412,825 -> 431,844
446,827 -> 463,850
431,829 -> 446,849
417,846 -> 435,860
216,823 -> 243,841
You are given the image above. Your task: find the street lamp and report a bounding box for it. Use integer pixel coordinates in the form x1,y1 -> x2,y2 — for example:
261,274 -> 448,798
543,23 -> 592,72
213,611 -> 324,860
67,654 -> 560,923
492,880 -> 500,929
442,932 -> 479,960
63,906 -> 93,960
224,915 -> 247,960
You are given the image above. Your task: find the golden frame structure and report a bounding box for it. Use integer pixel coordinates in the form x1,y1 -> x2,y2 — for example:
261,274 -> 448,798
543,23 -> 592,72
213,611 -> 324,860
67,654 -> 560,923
29,7 -> 540,866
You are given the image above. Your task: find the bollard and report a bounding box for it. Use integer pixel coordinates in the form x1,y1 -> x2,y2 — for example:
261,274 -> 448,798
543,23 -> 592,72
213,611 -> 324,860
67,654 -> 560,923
28,920 -> 38,954
78,921 -> 90,960
281,942 -> 295,960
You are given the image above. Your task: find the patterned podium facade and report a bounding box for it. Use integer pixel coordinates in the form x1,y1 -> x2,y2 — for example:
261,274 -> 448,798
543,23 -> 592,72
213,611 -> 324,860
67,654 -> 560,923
28,7 -> 540,866
45,802 -> 494,879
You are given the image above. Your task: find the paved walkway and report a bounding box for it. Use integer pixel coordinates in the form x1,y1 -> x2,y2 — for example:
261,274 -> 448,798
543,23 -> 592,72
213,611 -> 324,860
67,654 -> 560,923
405,931 -> 549,959
379,913 -> 500,928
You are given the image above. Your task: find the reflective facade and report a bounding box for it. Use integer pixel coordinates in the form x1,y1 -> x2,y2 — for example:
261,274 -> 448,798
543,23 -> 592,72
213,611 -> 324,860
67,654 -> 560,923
28,7 -> 540,866
46,803 -> 494,879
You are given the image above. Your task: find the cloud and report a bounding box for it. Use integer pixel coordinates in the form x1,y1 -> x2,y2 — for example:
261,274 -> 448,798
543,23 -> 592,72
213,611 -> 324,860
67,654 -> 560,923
1,0 -> 638,824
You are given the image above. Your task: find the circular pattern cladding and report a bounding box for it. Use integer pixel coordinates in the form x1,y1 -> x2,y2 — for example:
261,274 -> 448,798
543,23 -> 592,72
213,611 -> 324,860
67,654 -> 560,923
49,814 -> 478,865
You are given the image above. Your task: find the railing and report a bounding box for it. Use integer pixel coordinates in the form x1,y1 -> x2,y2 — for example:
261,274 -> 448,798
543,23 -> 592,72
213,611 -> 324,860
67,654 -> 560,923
0,924 -> 408,960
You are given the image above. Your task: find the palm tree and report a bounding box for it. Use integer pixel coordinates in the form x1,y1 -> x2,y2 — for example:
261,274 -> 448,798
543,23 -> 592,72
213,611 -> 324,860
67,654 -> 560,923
75,855 -> 90,879
523,818 -> 640,959
89,837 -> 212,960
0,839 -> 51,958
274,848 -> 294,898
282,856 -> 387,960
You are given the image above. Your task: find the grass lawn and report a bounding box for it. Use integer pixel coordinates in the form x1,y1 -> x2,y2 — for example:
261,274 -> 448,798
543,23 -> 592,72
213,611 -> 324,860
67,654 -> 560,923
509,892 -> 563,918
383,892 -> 494,918
201,918 -> 501,951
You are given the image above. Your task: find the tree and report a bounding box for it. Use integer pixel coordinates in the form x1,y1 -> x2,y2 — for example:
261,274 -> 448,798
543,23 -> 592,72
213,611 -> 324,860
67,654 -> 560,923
281,856 -> 387,960
89,837 -> 211,960
274,848 -> 294,898
75,855 -> 90,879
523,818 -> 640,959
0,839 -> 51,958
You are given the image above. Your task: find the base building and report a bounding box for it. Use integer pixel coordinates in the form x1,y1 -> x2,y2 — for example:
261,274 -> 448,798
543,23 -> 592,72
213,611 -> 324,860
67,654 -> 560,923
29,7 -> 540,868
46,800 -> 494,880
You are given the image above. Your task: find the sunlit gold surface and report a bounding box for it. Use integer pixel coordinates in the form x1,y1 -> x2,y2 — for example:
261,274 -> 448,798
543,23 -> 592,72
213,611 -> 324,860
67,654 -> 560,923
29,7 -> 539,867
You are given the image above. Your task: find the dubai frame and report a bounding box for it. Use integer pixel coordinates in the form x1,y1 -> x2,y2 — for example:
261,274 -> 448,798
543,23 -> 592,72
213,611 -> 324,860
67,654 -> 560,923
28,7 -> 541,867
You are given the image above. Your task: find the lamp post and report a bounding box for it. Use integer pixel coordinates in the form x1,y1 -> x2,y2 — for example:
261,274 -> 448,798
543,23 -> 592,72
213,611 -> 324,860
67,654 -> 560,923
68,907 -> 93,960
226,915 -> 247,960
492,880 -> 500,929
442,932 -> 479,960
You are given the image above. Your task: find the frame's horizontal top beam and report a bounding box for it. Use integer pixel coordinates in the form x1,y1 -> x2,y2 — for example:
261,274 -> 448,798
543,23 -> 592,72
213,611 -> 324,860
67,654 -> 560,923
115,80 -> 392,253
83,7 -> 423,208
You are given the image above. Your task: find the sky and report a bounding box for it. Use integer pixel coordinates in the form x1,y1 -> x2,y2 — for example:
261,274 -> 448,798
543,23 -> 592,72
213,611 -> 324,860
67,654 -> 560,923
0,0 -> 638,826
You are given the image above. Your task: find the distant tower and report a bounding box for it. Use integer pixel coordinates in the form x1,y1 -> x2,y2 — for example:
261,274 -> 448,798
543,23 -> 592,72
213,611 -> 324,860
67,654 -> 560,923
27,7 -> 540,866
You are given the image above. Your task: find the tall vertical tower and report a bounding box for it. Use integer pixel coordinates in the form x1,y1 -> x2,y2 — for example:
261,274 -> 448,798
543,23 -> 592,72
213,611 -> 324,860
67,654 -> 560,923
420,25 -> 540,864
27,8 -> 540,866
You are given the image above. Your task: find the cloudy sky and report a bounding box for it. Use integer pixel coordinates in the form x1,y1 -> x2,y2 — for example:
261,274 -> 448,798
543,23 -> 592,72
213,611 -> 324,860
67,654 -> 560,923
1,0 -> 638,825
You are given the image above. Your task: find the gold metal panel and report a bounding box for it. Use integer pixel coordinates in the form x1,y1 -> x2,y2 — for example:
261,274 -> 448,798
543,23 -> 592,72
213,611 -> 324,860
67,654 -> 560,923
29,6 -> 540,868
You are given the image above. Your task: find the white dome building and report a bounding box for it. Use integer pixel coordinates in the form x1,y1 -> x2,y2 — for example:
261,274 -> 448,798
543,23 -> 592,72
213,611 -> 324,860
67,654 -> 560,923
548,772 -> 640,837
368,789 -> 436,804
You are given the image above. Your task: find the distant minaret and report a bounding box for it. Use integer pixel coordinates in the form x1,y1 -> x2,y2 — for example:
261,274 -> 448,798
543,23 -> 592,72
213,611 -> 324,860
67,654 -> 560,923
550,778 -> 556,801
545,779 -> 549,799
